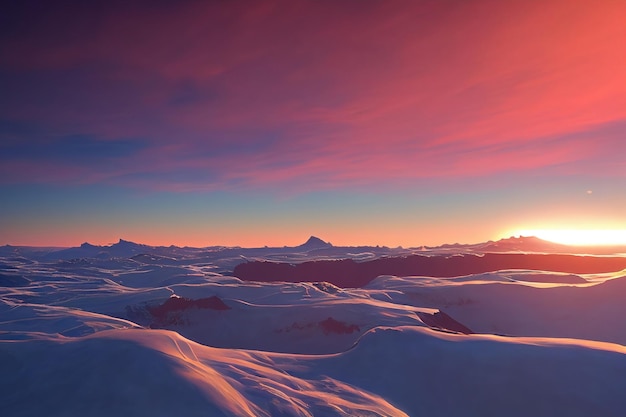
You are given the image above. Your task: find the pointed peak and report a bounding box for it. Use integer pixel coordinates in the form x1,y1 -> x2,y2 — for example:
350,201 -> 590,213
298,236 -> 332,250
114,238 -> 140,246
305,235 -> 329,244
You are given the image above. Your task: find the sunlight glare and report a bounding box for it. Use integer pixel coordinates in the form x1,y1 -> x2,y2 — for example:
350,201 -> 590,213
517,229 -> 626,246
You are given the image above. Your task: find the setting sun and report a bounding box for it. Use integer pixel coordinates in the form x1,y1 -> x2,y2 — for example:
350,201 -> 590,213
516,230 -> 626,246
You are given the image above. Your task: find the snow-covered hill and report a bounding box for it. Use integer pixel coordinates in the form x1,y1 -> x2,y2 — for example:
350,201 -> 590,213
3,325 -> 626,417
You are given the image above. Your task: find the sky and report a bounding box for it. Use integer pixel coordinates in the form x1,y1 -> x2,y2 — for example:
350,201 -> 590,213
1,0 -> 625,248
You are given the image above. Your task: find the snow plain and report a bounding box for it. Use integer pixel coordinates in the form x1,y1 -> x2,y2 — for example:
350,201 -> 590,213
2,237 -> 626,416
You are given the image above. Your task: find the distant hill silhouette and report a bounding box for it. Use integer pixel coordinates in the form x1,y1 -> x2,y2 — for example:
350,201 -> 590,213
476,236 -> 572,253
48,239 -> 150,259
474,236 -> 626,255
296,236 -> 332,251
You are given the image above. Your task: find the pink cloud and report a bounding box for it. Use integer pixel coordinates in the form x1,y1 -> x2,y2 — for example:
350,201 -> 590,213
2,0 -> 625,191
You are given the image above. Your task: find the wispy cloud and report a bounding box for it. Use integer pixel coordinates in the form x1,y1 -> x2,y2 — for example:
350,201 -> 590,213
1,0 -> 624,192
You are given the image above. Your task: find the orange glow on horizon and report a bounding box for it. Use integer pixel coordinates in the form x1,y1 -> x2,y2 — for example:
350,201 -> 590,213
515,230 -> 626,246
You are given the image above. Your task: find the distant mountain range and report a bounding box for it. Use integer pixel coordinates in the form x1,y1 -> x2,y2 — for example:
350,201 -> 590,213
1,235 -> 624,263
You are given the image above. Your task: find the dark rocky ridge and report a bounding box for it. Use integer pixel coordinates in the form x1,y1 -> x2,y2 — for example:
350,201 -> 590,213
147,296 -> 230,327
233,253 -> 626,288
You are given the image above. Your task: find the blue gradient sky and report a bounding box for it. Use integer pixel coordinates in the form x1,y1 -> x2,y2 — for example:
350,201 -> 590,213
1,0 -> 625,247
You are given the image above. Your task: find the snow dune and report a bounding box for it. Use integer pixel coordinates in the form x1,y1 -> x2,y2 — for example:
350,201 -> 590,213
2,328 -> 407,417
3,326 -> 626,417
366,270 -> 626,344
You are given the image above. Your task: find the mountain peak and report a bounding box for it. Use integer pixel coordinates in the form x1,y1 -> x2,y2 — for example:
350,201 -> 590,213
500,235 -> 556,245
114,239 -> 141,247
298,236 -> 332,250
479,235 -> 567,252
